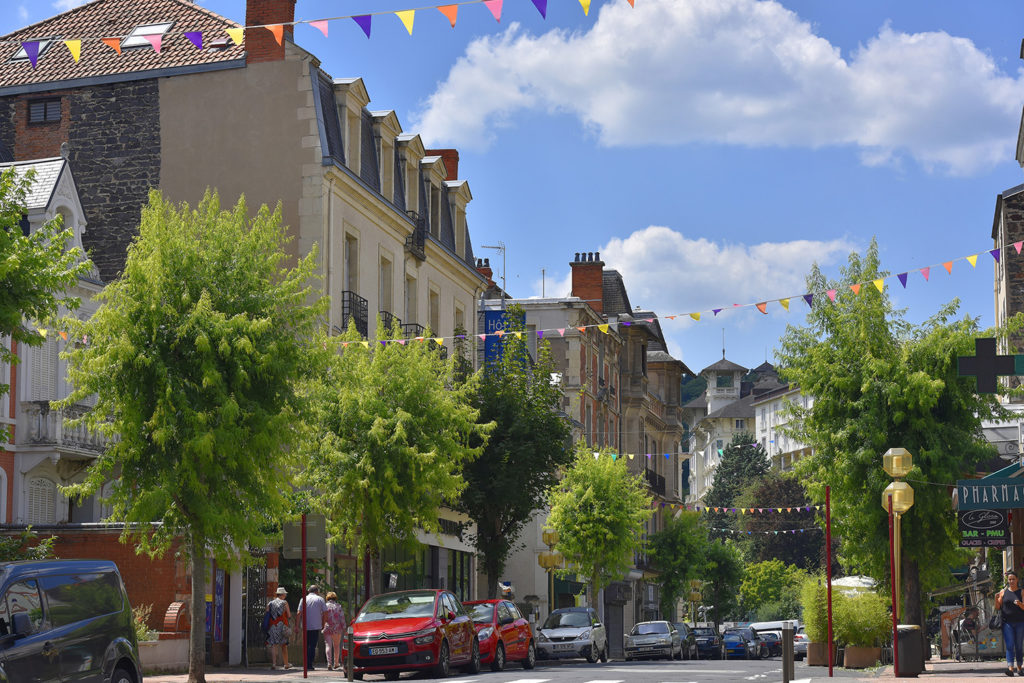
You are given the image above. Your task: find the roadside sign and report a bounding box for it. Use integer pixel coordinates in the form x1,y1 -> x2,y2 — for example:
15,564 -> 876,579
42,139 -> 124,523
958,509 -> 1009,548
282,514 -> 327,559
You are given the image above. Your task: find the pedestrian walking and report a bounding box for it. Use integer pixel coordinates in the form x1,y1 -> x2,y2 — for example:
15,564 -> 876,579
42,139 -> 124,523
296,584 -> 327,670
322,591 -> 347,671
996,570 -> 1024,675
265,586 -> 292,671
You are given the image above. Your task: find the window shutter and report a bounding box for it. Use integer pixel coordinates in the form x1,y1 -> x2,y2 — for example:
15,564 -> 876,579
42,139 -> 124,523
28,477 -> 56,524
30,339 -> 56,401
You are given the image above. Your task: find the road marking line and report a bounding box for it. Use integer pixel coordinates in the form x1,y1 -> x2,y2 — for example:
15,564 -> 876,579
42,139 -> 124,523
581,679 -> 624,683
498,679 -> 550,683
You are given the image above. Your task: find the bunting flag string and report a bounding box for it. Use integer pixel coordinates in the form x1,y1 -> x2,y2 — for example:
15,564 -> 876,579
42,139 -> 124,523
6,0 -> 621,68
709,526 -> 822,535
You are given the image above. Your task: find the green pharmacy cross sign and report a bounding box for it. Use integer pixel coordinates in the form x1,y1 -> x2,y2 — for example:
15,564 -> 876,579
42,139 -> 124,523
957,337 -> 1024,394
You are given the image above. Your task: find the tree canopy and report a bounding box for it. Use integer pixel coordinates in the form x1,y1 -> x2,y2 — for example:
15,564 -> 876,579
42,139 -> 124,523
59,190 -> 327,683
776,239 -> 1009,626
547,443 -> 652,613
648,510 -> 707,619
703,431 -> 770,540
703,539 -> 745,623
459,305 -> 572,598
739,559 -> 805,621
735,472 -> 820,570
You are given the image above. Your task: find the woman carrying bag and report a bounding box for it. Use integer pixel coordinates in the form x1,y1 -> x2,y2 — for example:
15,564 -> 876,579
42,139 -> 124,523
996,570 -> 1024,675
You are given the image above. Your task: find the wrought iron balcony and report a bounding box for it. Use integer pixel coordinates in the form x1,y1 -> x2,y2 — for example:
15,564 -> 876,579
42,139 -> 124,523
341,290 -> 369,338
645,468 -> 666,497
379,310 -> 402,334
402,323 -> 426,338
404,212 -> 426,261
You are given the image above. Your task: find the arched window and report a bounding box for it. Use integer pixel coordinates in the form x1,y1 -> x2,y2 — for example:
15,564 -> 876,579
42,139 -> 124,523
27,477 -> 56,524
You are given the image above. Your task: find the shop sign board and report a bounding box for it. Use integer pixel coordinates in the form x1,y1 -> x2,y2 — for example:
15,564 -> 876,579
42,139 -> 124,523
957,508 -> 1009,548
957,478 -> 1024,510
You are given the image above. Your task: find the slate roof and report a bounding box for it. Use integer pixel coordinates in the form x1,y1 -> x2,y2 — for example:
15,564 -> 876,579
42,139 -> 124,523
704,392 -> 757,420
0,157 -> 66,209
602,270 -> 632,315
0,0 -> 244,92
701,357 -> 748,374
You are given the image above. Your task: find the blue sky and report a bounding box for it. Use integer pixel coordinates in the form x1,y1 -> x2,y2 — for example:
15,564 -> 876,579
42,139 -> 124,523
9,0 -> 1024,374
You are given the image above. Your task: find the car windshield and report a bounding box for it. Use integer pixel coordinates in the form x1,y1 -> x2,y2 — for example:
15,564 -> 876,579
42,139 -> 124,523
673,624 -> 689,635
693,628 -> 716,636
724,629 -> 752,639
468,603 -> 495,624
631,622 -> 669,635
542,611 -> 591,629
355,591 -> 436,622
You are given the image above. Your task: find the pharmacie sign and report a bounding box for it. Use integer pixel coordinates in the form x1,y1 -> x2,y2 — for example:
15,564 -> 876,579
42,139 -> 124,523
958,478 -> 1024,510
958,509 -> 1009,548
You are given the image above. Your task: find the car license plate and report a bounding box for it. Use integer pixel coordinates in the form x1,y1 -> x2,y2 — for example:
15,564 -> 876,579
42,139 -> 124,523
369,646 -> 399,656
640,646 -> 655,651
554,644 -> 574,650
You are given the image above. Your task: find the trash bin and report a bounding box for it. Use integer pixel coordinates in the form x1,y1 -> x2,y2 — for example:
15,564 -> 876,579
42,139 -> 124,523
896,625 -> 924,677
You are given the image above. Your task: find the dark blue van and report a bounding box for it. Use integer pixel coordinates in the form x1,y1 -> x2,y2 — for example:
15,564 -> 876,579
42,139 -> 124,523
0,559 -> 142,682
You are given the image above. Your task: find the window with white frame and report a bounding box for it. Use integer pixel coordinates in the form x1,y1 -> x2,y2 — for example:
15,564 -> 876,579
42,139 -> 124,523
27,477 -> 56,525
121,22 -> 173,49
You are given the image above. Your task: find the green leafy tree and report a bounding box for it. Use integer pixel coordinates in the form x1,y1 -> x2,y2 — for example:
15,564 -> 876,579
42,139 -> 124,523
303,319 -> 491,595
649,510 -> 706,619
703,539 -> 744,623
703,432 -> 770,540
460,305 -> 572,598
736,472 -> 819,569
739,559 -> 805,620
59,190 -> 327,683
776,239 -> 1009,627
0,167 -> 91,440
0,527 -> 55,561
548,443 -> 652,616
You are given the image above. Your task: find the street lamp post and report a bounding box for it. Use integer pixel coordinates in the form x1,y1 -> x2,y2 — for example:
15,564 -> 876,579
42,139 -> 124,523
538,529 -> 563,616
881,447 -> 914,621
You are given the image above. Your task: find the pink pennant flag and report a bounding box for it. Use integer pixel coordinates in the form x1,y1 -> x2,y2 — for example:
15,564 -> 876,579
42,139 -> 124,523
826,289 -> 837,302
483,0 -> 503,21
353,15 -> 372,38
397,339 -> 407,345
310,20 -> 329,37
143,34 -> 162,52
1016,241 -> 1023,255
531,0 -> 547,18
557,328 -> 565,336
478,334 -> 486,341
921,266 -> 930,281
184,31 -> 203,49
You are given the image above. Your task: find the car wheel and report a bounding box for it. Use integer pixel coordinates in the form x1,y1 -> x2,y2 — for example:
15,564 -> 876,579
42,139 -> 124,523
675,644 -> 682,660
491,643 -> 506,672
600,642 -> 609,663
463,638 -> 481,674
586,642 -> 599,663
385,672 -> 401,681
354,675 -> 364,681
433,640 -> 450,678
111,667 -> 134,683
523,641 -> 537,669
625,656 -> 632,662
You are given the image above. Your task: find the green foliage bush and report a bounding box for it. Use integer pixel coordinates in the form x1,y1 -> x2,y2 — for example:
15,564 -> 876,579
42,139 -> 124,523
800,575 -> 832,643
834,591 -> 890,647
132,604 -> 157,642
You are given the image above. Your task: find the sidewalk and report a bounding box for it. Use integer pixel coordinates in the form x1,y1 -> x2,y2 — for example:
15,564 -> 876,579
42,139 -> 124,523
850,656 -> 1022,681
146,665 -> 349,683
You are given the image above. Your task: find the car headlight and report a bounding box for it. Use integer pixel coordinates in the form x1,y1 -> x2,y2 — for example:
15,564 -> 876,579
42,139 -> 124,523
411,628 -> 436,645
578,629 -> 591,640
478,627 -> 494,640
658,638 -> 670,645
538,632 -> 550,642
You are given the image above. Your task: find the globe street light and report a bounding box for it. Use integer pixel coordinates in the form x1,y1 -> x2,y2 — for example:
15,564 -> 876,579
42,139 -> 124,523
881,448 -> 914,621
538,529 -> 563,615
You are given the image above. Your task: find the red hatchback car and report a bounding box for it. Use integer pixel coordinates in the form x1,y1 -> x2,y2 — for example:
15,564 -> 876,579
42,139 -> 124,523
463,599 -> 537,671
350,589 -> 480,679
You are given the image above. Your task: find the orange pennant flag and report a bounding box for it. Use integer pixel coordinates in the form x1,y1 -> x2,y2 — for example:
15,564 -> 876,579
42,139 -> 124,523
626,0 -> 634,5
577,326 -> 587,333
267,24 -> 284,45
101,37 -> 121,55
850,283 -> 861,295
755,302 -> 767,314
437,5 -> 459,27
58,331 -> 68,341
943,261 -> 953,274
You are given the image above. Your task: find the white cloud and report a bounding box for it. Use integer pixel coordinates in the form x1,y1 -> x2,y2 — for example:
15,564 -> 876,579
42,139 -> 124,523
414,0 -> 1024,174
52,0 -> 88,11
17,5 -> 28,22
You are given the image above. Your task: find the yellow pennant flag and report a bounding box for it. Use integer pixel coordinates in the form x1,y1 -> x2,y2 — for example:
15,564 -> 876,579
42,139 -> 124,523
433,338 -> 443,345
513,331 -> 522,339
690,312 -> 700,321
38,328 -> 48,339
873,279 -> 884,292
579,0 -> 591,14
598,324 -> 609,334
396,10 -> 415,34
226,28 -> 244,46
64,40 -> 81,62
627,453 -> 635,460
360,341 -> 369,348
967,254 -> 978,267
779,298 -> 789,311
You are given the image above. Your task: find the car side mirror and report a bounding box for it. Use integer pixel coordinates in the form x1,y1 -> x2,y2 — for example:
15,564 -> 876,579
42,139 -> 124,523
11,613 -> 29,637
446,610 -> 455,621
500,616 -> 514,626
594,622 -> 602,628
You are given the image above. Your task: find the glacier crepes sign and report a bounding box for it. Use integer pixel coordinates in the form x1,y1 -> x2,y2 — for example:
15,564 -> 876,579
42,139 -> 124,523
958,478 -> 1024,510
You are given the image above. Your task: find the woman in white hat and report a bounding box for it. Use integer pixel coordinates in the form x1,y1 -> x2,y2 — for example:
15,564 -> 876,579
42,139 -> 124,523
266,586 -> 293,670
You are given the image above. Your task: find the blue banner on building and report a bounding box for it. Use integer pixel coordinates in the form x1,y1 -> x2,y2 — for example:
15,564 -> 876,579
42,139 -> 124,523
483,309 -> 524,364
958,478 -> 1024,510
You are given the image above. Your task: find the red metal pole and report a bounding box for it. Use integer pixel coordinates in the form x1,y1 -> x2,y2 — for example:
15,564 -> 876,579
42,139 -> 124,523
889,495 -> 899,678
302,513 -> 308,679
826,485 -> 833,677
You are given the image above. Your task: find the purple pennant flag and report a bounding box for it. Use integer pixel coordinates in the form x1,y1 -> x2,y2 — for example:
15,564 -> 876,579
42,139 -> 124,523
897,272 -> 908,288
184,31 -> 203,49
802,294 -> 813,307
621,321 -> 631,326
22,41 -> 40,69
991,248 -> 1002,263
664,453 -> 669,459
712,308 -> 722,316
531,0 -> 547,17
537,330 -> 544,338
353,15 -> 372,38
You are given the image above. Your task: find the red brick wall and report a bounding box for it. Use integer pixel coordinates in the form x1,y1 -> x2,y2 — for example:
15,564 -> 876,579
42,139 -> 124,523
571,262 -> 604,313
12,90 -> 70,160
245,0 -> 296,64
425,148 -> 459,180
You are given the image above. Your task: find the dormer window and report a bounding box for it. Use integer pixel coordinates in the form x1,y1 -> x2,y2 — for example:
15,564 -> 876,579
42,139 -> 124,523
10,37 -> 57,62
121,22 -> 173,49
716,374 -> 733,388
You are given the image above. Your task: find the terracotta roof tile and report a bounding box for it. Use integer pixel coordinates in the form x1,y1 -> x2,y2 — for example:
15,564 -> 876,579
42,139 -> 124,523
0,0 -> 244,90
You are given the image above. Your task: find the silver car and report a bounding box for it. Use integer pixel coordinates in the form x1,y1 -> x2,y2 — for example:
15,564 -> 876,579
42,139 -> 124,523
624,620 -> 681,661
536,607 -> 608,663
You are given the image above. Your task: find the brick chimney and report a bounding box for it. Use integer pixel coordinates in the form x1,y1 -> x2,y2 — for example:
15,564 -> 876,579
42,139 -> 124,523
245,0 -> 296,64
570,251 -> 604,314
425,148 -> 459,180
476,258 -> 494,288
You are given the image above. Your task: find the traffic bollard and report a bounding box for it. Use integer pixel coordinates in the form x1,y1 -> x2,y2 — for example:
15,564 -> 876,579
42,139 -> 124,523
782,620 -> 794,683
346,625 -> 354,682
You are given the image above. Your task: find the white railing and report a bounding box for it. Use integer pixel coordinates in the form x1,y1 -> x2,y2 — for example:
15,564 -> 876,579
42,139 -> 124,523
18,401 -> 107,454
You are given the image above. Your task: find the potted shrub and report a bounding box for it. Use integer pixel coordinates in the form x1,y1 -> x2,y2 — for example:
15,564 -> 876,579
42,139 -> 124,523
835,592 -> 889,669
801,576 -> 839,666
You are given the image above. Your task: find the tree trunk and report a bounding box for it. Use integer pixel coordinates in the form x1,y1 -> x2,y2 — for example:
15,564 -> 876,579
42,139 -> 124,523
187,533 -> 206,683
903,558 -> 923,627
368,548 -> 381,596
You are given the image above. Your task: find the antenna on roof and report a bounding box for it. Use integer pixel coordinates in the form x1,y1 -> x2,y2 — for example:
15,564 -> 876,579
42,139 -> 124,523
722,329 -> 725,359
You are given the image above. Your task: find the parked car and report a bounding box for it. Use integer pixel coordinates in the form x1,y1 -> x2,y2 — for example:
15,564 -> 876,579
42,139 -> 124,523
749,620 -> 804,659
350,588 -> 480,679
536,606 -> 609,663
693,625 -> 723,659
0,559 -> 142,683
723,627 -> 767,659
794,625 -> 808,660
760,631 -> 782,657
672,622 -> 699,659
463,599 -> 536,671
624,620 -> 681,660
